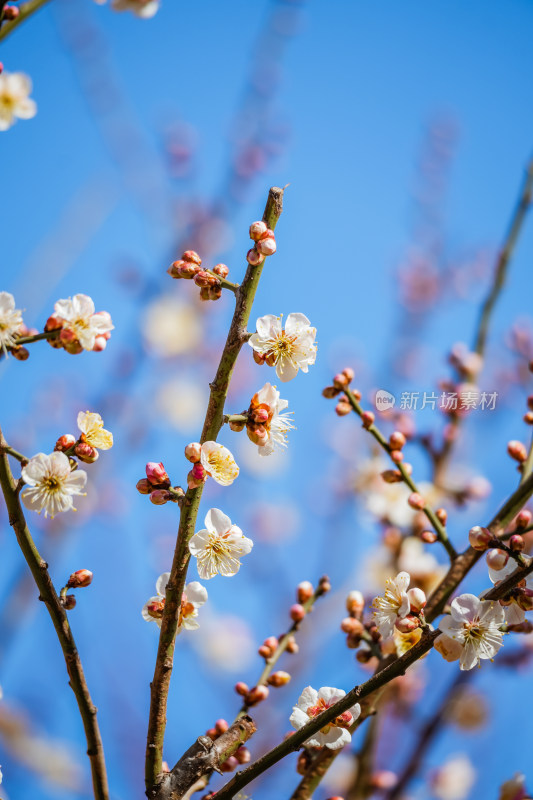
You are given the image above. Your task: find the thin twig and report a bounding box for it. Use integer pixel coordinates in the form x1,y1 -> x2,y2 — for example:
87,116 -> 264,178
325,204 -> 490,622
0,0 -> 52,40
0,426 -> 109,800
145,187 -> 285,796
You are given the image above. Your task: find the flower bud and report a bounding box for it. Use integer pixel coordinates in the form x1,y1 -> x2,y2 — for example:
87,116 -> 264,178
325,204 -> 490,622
146,462 -> 170,487
249,220 -> 268,241
335,400 -> 352,416
510,534 -> 525,552
356,648 -> 373,663
258,645 -> 271,658
235,746 -> 251,764
342,367 -> 355,382
213,263 -> 229,278
517,589 -> 533,612
64,339 -> 84,355
63,594 -> 77,610
215,719 -> 229,734
205,727 -> 218,740
420,530 -> 438,544
67,569 -> 93,588
12,346 -> 29,360
408,492 -> 424,510
247,425 -> 269,446
252,407 -> 270,424
523,412 -> 533,425
318,575 -> 331,594
256,236 -> 277,256
515,509 -> 532,530
136,478 -> 152,494
341,617 -> 364,636
508,440 -> 528,463
407,587 -> 426,613
390,450 -> 404,463
297,581 -> 314,604
185,442 -> 202,463
267,671 -> 291,687
187,470 -> 205,489
92,336 -> 107,352
150,490 -> 170,505
220,756 -> 239,773
361,410 -> 375,429
290,603 -> 306,622
45,314 -> 63,332
322,385 -> 340,399
229,418 -> 246,432
55,434 -> 76,452
74,443 -> 99,463
235,681 -> 249,696
253,350 -> 265,365
286,636 -> 299,654
3,6 -> 20,20
346,590 -> 365,615
389,431 -> 406,450
263,635 -> 279,651
182,250 -> 202,266
246,685 -> 269,705
194,270 -> 214,288
436,507 -> 448,525
371,772 -> 398,790
332,373 -> 349,389
486,548 -> 509,571
246,248 -> 265,266
381,469 -> 403,484
468,525 -> 492,551
394,615 -> 420,633
168,260 -> 189,279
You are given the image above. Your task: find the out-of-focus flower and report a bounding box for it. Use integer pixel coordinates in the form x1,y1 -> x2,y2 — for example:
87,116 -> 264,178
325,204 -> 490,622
54,294 -> 113,351
0,72 -> 37,131
431,754 -> 476,800
157,377 -> 207,432
0,291 -> 23,350
21,452 -> 87,518
200,441 -> 239,486
290,686 -> 360,750
445,689 -> 488,730
437,594 -> 505,670
248,382 -> 294,456
191,612 -> 255,672
111,0 -> 159,16
498,774 -> 528,800
249,313 -> 317,382
372,572 -> 410,638
189,508 -> 253,579
142,296 -> 201,357
142,573 -> 207,632
77,411 -> 113,450
398,537 -> 446,594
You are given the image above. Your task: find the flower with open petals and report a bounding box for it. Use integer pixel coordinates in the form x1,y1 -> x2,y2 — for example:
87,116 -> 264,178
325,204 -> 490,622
0,72 -> 37,131
77,411 -> 113,450
142,573 -> 208,632
200,441 -> 239,486
437,593 -> 505,670
372,572 -> 410,638
54,294 -> 114,351
249,382 -> 295,456
0,291 -> 23,351
486,556 -> 533,625
290,686 -> 360,750
21,452 -> 87,518
189,508 -> 253,579
249,313 -> 317,382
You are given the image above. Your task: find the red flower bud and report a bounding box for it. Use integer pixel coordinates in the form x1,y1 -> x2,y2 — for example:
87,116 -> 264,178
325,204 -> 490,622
182,250 -> 202,266
67,569 -> 93,588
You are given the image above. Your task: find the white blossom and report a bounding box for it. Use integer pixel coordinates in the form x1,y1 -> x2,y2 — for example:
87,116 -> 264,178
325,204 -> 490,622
21,452 -> 87,518
372,571 -> 410,638
0,72 -> 37,131
54,294 -> 114,351
0,291 -> 23,351
142,572 -> 207,632
111,0 -> 159,16
487,556 -> 533,625
77,411 -> 113,450
437,593 -> 505,670
290,686 -> 360,750
248,313 -> 317,382
189,508 -> 253,579
252,382 -> 294,456
431,754 -> 476,800
200,441 -> 239,486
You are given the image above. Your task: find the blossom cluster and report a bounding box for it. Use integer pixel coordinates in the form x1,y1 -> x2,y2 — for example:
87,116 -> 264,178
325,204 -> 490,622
0,72 -> 36,132
234,382 -> 294,456
167,249 -> 229,302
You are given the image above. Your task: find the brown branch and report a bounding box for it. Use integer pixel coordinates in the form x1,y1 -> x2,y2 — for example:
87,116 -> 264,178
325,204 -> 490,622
145,187 -> 285,795
0,426 -> 109,800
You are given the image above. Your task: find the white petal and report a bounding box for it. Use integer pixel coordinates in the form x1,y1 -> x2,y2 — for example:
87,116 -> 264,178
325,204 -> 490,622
284,312 -> 311,335
276,357 -> 299,382
155,572 -> 170,596
189,530 -> 210,557
205,507 -> 231,536
318,687 -> 345,704
289,707 -> 309,730
21,453 -> 50,484
256,314 -> 280,339
297,686 -> 318,711
185,581 -> 208,607
450,593 -> 480,623
460,640 -> 480,671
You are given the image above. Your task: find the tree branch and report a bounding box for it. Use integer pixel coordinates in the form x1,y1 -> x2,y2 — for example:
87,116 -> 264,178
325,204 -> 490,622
0,0 -> 52,40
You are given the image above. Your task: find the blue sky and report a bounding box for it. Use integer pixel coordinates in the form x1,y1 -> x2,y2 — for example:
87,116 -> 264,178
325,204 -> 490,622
1,1 -> 533,798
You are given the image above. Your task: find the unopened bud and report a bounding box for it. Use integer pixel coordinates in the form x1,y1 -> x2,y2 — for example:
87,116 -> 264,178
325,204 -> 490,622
346,590 -> 365,615
318,575 -> 331,594
390,449 -> 404,463
523,412 -> 533,425
215,719 -> 229,734
194,269 -> 214,288
341,617 -> 364,636
11,346 -> 29,360
235,746 -> 251,764
187,470 -> 205,489
335,400 -> 352,417
229,418 -> 246,432
263,635 -> 279,651
67,569 -> 93,588
407,587 -> 426,613
381,469 -> 403,484
253,407 -> 270,424
322,386 -> 340,399
136,478 -> 152,494
468,525 -> 492,551
486,548 -> 509,571
436,507 -> 448,525
253,350 -> 266,366
63,594 -> 76,610
389,431 -> 406,450
220,756 -> 239,773
92,336 -> 107,352
249,220 -> 268,241
286,636 -> 299,654
4,6 -> 20,19
146,462 -> 170,487
45,315 -> 63,332
267,671 -> 291,687
290,604 -> 306,622
356,648 -> 373,663
342,367 -> 355,382
297,581 -> 314,604
515,509 -> 532,530
408,492 -> 424,510
185,442 -> 202,463
510,534 -> 525,552
508,440 -> 528,463
420,530 -> 438,543
256,236 -> 277,256
258,645 -> 271,658
74,443 -> 99,463
235,681 -> 249,696
182,250 -> 202,266
394,615 -> 420,633
150,489 -> 170,505
332,373 -> 349,390
361,410 -> 375,429
246,248 -> 265,266
55,434 -> 76,452
246,685 -> 269,706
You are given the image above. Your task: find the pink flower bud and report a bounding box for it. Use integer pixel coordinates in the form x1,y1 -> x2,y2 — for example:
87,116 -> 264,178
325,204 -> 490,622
322,386 -> 340,399
486,548 -> 509,571
136,478 -> 152,494
263,635 -> 279,651
215,719 -> 229,734
340,617 -> 364,636
342,367 -> 355,382
371,772 -> 398,790
508,440 -> 528,463
150,490 -> 170,505
4,6 -> 20,20
381,469 -> 403,483
332,372 -> 349,390
194,270 -> 214,288
436,507 -> 448,524
290,604 -> 306,622
249,220 -> 268,241
235,746 -> 251,764
408,492 -> 424,510
74,443 -> 99,463
45,315 -> 63,332
361,411 -> 375,429
92,336 -> 107,352
247,425 -> 269,446
523,412 -> 533,425
67,569 -> 93,588
267,671 -> 291,687
258,645 -> 271,658
515,509 -> 532,530
146,462 -> 170,486
184,442 -> 202,463
220,756 -> 239,773
256,236 -> 277,256
420,530 -> 438,544
468,525 -> 492,551
395,615 -> 420,633
407,587 -> 426,613
286,637 -> 299,654
187,470 -> 205,489
213,263 -> 229,278
510,534 -> 525,552
252,407 -> 270,424
54,434 -> 76,452
335,400 -> 352,417
206,727 -> 218,740
182,250 -> 202,266
246,248 -> 265,266
390,449 -> 404,463
246,685 -> 269,705
389,431 -> 406,450
319,575 -> 331,593
297,581 -> 314,604
346,590 -> 365,615
235,681 -> 249,696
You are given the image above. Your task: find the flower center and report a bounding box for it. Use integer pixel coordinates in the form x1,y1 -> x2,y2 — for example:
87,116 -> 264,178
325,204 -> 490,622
306,697 -> 352,734
0,93 -> 16,113
44,476 -> 62,492
464,621 -> 483,641
269,331 -> 297,361
147,599 -> 165,619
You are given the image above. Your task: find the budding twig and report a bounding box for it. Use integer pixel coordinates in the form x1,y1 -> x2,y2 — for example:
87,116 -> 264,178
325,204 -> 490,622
0,0 -> 52,40
0,425 -> 109,800
145,187 -> 285,796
